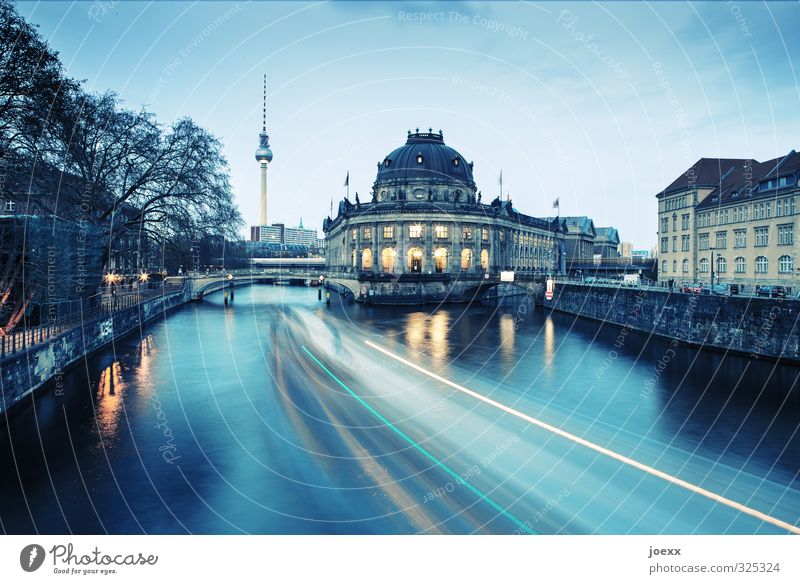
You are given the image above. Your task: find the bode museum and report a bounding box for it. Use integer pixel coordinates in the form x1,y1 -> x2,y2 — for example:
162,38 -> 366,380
323,129 -> 567,303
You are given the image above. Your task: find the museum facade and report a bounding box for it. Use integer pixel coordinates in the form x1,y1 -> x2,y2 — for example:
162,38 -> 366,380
323,129 -> 564,303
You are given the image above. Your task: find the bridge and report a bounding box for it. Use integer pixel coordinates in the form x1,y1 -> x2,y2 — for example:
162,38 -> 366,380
325,271 -> 546,305
182,268 -> 324,300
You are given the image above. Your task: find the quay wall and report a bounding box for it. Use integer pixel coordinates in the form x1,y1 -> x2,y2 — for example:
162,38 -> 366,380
545,283 -> 800,363
0,288 -> 190,417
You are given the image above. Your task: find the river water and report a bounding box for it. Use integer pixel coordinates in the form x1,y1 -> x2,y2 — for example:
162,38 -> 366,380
1,285 -> 797,534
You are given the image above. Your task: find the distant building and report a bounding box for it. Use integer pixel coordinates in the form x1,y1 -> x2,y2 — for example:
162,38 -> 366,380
631,249 -> 651,260
618,241 -> 634,258
594,227 -> 620,259
656,151 -> 799,290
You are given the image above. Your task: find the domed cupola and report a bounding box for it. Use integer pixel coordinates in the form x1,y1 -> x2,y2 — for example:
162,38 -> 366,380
373,129 -> 477,202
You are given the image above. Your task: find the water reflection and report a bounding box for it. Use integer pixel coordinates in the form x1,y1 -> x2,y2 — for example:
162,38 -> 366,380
499,314 -> 515,362
95,362 -> 124,438
404,311 -> 450,365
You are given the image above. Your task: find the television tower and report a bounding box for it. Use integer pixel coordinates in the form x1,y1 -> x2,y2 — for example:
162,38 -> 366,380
254,74 -> 273,226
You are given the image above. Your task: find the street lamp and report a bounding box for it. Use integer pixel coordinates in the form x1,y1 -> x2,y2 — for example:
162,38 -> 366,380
708,246 -> 716,289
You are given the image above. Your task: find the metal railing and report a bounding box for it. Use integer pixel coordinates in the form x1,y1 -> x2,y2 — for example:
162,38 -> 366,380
0,282 -> 187,360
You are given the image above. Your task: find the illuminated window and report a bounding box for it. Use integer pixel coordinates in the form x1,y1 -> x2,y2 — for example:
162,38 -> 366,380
363,226 -> 371,240
482,228 -> 489,241
351,228 -> 357,241
362,248 -> 372,270
435,224 -> 448,239
408,248 -> 423,273
462,226 -> 472,240
383,225 -> 394,239
480,249 -> 489,271
416,153 -> 424,164
381,248 -> 395,273
409,224 -> 422,238
434,248 -> 447,273
460,249 -> 472,270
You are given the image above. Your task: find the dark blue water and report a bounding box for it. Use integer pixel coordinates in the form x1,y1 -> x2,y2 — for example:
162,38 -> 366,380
1,285 -> 797,534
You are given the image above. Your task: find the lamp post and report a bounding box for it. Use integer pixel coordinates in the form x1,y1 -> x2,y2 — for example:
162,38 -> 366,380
709,246 -> 716,289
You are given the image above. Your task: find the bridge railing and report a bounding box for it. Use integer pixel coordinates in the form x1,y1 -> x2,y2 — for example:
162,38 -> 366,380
0,282 -> 187,360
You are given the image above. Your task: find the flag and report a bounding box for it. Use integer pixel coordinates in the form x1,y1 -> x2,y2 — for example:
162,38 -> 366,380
552,197 -> 560,209
344,171 -> 349,187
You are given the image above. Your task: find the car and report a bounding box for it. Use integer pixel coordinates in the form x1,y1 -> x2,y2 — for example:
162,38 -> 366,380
712,283 -> 739,296
756,285 -> 787,298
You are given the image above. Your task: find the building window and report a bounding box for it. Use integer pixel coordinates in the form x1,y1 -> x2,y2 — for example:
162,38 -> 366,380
383,158 -> 391,167
352,228 -> 357,241
682,259 -> 689,273
681,214 -> 689,230
433,248 -> 447,273
409,224 -> 422,238
381,248 -> 395,273
4,200 -> 15,212
734,229 -> 746,248
362,248 -> 372,270
408,247 -> 423,273
499,230 -> 505,242
453,157 -> 460,166
715,231 -> 727,249
735,256 -> 746,273
482,227 -> 489,241
480,249 -> 489,271
383,225 -> 394,239
681,235 -> 690,251
363,226 -> 372,240
672,259 -> 677,273
778,224 -> 793,245
699,233 -> 709,250
661,218 -> 668,233
416,153 -> 424,164
716,256 -> 726,274
755,256 -> 768,273
460,249 -> 472,270
754,226 -> 769,247
779,255 -> 794,273
462,226 -> 472,240
672,236 -> 677,252
661,260 -> 667,273
699,258 -> 709,273
672,214 -> 677,232
435,224 -> 448,239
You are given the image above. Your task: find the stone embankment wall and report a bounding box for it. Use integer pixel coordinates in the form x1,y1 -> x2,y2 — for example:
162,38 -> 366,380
0,288 -> 190,416
545,283 -> 800,362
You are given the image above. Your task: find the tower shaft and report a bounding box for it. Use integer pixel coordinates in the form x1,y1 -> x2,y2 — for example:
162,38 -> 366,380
259,163 -> 268,225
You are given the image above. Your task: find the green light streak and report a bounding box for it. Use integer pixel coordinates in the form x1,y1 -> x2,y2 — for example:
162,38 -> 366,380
301,345 -> 536,535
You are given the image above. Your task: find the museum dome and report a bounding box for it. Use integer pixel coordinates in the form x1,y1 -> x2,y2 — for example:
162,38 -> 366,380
374,129 -> 475,189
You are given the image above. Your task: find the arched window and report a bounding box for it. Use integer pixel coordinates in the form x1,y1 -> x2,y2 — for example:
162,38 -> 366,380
407,247 -> 423,273
381,248 -> 395,273
779,255 -> 794,273
699,258 -> 709,273
460,249 -> 473,271
716,256 -> 726,273
662,260 -> 667,273
755,256 -> 768,273
480,249 -> 489,271
434,248 -> 448,273
361,248 -> 372,270
672,259 -> 677,273
735,256 -> 746,273
682,259 -> 689,273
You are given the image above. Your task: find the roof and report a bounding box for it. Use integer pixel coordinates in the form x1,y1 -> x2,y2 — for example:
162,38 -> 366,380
595,227 -> 620,244
659,157 -> 753,197
695,150 -> 800,210
550,216 -> 596,237
374,130 -> 475,189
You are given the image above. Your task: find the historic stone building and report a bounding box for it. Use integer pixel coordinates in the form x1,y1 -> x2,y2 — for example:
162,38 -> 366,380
323,129 -> 563,303
656,150 -> 799,291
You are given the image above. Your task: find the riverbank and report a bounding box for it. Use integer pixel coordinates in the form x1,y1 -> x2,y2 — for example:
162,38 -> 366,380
0,284 -> 191,418
545,282 -> 800,365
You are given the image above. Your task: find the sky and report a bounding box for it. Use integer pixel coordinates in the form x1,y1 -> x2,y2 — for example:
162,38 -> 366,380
17,0 -> 800,248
